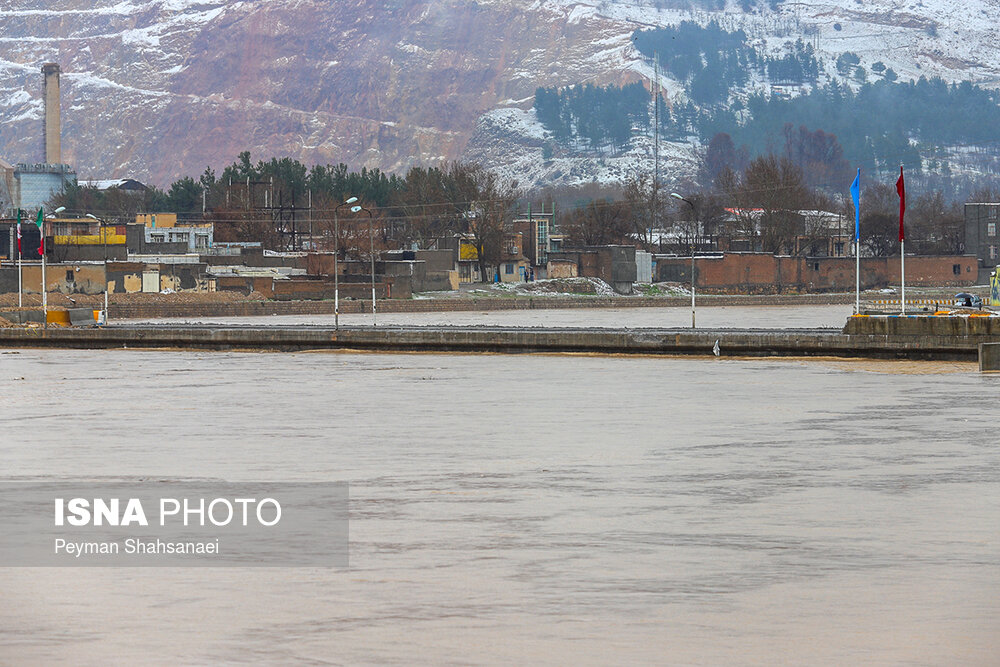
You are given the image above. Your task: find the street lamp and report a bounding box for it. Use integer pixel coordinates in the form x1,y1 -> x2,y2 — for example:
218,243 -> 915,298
39,206 -> 65,326
351,204 -> 377,327
333,196 -> 358,329
85,213 -> 109,322
671,193 -> 696,328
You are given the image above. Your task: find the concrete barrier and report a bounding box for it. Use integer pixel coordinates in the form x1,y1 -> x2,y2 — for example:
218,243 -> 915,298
979,343 -> 1000,372
843,314 -> 1000,337
45,310 -> 70,326
0,324 -> 983,360
0,310 -> 44,324
68,308 -> 99,326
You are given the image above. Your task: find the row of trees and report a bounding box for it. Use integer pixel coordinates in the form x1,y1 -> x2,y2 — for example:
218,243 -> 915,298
51,142 -> 985,279
633,22 -> 821,103
554,150 -> 972,259
534,82 -> 652,151
52,156 -> 522,282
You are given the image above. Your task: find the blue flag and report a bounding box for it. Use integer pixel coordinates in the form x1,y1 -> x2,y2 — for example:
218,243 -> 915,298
850,168 -> 861,240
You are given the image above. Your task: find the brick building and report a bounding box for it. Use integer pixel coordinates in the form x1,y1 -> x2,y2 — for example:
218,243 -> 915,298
964,202 -> 999,283
654,252 -> 978,293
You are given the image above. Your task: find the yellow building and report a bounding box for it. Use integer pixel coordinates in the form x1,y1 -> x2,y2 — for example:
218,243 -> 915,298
136,213 -> 178,228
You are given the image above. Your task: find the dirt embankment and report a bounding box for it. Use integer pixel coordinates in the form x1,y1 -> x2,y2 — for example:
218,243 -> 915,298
0,292 -> 268,310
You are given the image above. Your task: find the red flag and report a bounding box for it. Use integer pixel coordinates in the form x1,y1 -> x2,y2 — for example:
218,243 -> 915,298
896,167 -> 905,242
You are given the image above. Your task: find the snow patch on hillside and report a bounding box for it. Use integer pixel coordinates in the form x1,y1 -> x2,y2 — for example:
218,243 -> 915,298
469,107 -> 702,190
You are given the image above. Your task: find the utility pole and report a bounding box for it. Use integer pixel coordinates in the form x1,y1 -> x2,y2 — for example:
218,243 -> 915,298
653,51 -> 659,250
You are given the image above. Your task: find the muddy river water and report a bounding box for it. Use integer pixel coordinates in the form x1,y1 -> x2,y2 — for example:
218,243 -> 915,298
125,303 -> 856,329
0,348 -> 997,665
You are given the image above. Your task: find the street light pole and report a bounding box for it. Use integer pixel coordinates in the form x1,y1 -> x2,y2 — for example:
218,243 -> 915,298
671,193 -> 696,328
86,213 -> 109,322
16,208 -> 22,308
351,204 -> 376,327
40,206 -> 65,328
334,197 -> 358,329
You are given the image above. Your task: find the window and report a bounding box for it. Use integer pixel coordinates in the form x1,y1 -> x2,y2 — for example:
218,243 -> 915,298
991,246 -> 998,260
65,270 -> 74,282
989,222 -> 997,237
195,235 -> 209,249
953,264 -> 962,275
505,263 -> 514,274
812,262 -> 820,271
150,234 -> 165,243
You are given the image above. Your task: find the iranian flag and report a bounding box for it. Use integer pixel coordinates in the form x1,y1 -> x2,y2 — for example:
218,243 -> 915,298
35,208 -> 44,257
15,209 -> 21,255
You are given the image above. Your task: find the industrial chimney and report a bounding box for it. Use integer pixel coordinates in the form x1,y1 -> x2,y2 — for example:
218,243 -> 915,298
42,63 -> 61,164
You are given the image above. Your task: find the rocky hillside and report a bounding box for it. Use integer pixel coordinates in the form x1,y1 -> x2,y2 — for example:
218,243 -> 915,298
0,0 -> 998,189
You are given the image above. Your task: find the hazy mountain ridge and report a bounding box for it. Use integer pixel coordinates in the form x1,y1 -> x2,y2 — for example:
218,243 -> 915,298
0,0 -> 998,188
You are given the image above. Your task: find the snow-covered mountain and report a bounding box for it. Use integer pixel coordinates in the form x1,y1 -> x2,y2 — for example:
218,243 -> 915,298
0,0 -> 998,188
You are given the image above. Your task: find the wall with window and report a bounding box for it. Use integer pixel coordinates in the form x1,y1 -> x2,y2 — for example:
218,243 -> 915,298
144,225 -> 213,253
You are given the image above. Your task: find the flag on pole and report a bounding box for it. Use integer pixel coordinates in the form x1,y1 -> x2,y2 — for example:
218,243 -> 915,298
15,209 -> 21,254
850,168 -> 861,240
896,167 -> 905,241
35,208 -> 44,257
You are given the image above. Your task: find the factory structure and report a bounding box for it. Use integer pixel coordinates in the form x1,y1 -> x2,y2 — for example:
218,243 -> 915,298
0,63 -> 76,215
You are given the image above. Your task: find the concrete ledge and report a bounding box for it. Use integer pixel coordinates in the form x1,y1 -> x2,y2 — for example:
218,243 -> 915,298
980,343 -> 1000,372
0,325 -> 981,360
843,314 -> 1000,337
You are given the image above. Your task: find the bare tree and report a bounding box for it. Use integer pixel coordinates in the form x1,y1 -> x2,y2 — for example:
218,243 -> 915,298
623,174 -> 665,250
439,162 -> 519,282
468,167 -> 519,282
857,182 -> 897,257
560,199 -> 631,246
909,191 -> 964,255
724,155 -> 814,254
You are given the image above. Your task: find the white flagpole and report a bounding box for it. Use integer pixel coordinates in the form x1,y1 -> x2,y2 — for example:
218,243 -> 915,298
855,244 -> 860,315
900,240 -> 905,315
17,226 -> 22,308
853,168 -> 861,315
41,241 -> 47,326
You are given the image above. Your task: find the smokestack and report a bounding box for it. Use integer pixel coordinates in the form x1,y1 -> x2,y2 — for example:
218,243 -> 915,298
42,63 -> 61,164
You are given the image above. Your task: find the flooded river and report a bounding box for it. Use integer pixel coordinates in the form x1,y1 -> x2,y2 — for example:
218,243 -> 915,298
125,303 -> 856,329
1,349 -> 997,665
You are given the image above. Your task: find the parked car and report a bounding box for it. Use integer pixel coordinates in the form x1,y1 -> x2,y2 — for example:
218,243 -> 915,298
954,292 -> 982,308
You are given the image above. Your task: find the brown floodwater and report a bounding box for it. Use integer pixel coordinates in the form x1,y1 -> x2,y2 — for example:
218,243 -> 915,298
124,303 -> 856,329
0,348 -> 997,665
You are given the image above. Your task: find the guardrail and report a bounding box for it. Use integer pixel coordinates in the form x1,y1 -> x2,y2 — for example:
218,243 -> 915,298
865,299 -> 949,311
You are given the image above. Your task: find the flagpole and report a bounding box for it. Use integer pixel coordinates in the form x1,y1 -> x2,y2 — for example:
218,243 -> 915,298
38,209 -> 47,327
16,212 -> 22,308
851,168 -> 861,315
900,240 -> 905,315
897,166 -> 906,316
41,238 -> 47,327
855,243 -> 860,315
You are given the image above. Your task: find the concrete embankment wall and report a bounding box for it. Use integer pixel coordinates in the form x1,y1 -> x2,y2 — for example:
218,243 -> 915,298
655,254 -> 978,292
843,314 -> 1000,337
0,324 -> 982,360
107,293 -> 854,320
